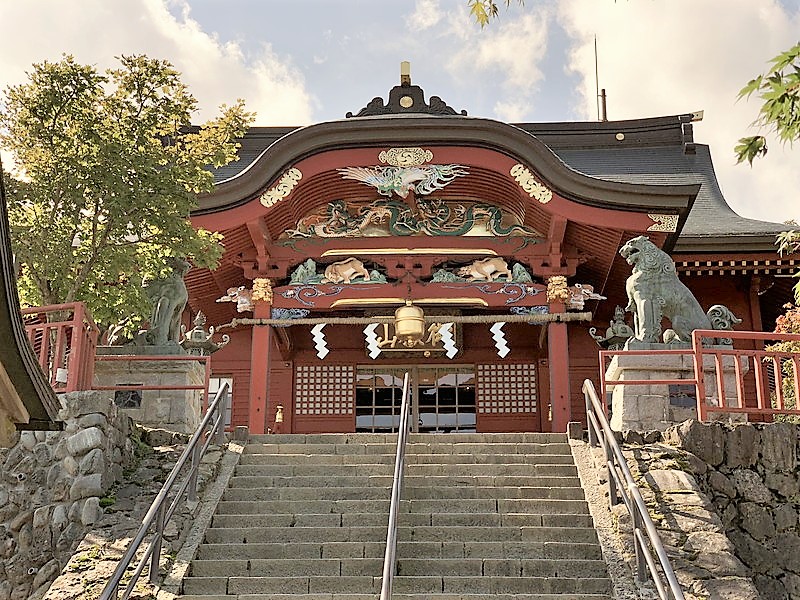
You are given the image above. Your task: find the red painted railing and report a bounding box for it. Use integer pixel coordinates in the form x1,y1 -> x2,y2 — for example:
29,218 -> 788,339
21,302 -> 99,393
600,329 -> 800,421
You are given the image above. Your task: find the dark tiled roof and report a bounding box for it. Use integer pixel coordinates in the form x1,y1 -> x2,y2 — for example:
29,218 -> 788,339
551,144 -> 786,245
212,127 -> 297,184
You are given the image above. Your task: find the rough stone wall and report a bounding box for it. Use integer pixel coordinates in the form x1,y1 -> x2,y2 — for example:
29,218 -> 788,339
616,438 -> 759,599
665,421 -> 800,600
659,420 -> 800,599
0,391 -> 134,600
42,432 -> 226,600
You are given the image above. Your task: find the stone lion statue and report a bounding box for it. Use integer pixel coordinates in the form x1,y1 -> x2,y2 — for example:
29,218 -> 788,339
620,236 -> 740,344
140,257 -> 191,346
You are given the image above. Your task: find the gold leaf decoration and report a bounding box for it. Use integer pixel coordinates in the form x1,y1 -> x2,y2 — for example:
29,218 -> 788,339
646,214 -> 679,233
259,168 -> 302,208
378,147 -> 434,167
251,278 -> 273,303
546,275 -> 570,304
510,164 -> 553,204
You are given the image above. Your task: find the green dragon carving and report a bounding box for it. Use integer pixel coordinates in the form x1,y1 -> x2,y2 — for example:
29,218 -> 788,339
285,198 -> 543,239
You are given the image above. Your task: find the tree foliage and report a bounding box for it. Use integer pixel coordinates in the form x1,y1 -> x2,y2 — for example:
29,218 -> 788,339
777,229 -> 800,303
468,0 -> 525,27
0,55 -> 253,329
736,42 -> 800,165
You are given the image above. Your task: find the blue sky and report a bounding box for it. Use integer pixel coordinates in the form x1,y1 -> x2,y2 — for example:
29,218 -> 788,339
1,0 -> 799,223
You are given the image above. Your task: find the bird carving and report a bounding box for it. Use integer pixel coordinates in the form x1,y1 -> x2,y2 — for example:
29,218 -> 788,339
338,164 -> 468,199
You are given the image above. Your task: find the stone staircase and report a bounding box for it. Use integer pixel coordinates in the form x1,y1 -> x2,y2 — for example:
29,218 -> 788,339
178,432 -> 612,600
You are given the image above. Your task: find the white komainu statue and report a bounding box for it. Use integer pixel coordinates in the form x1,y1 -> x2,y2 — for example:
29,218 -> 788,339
620,236 -> 740,344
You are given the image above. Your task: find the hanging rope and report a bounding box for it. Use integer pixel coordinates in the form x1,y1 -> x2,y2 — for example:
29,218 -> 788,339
218,311 -> 592,330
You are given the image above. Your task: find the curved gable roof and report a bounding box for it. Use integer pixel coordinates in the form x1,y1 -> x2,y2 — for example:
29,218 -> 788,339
197,115 -> 698,224
203,112 -> 786,253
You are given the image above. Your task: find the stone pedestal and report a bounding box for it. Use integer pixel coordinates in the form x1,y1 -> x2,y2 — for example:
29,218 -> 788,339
94,352 -> 204,433
607,351 -> 747,432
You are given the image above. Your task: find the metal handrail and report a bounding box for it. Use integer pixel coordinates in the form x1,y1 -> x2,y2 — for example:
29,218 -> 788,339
583,379 -> 685,600
380,372 -> 412,600
98,381 -> 231,600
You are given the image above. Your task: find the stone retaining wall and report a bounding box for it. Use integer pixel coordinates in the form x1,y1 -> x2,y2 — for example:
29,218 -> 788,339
662,420 -> 800,599
0,391 -> 134,600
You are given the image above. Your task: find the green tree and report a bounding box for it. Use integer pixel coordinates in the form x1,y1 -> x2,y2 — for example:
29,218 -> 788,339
736,42 -> 800,165
777,229 -> 800,302
0,55 -> 253,329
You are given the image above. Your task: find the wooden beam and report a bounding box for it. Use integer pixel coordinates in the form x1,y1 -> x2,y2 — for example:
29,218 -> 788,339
246,217 -> 272,273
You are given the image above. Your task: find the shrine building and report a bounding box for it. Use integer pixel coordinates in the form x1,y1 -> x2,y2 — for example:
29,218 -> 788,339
186,68 -> 794,436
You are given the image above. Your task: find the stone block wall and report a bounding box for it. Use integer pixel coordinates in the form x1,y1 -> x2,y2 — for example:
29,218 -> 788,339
0,391 -> 134,600
94,358 -> 205,433
664,420 -> 800,599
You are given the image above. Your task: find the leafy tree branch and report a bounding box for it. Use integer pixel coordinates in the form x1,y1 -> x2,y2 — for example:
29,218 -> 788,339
468,0 -> 525,27
0,54 -> 253,329
736,42 -> 800,165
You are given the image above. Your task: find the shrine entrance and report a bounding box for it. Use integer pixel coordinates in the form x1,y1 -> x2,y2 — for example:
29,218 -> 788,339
356,366 -> 476,433
355,363 -> 541,433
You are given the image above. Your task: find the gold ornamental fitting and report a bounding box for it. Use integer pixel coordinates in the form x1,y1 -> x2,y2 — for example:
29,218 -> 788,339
394,301 -> 425,343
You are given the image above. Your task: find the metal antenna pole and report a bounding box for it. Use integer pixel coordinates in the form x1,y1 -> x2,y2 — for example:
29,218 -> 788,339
594,36 -> 600,121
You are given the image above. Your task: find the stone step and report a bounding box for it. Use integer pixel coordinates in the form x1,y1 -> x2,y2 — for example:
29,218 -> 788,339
405,442 -> 573,455
406,453 -> 577,465
238,454 -> 394,466
177,594 -> 611,600
237,453 -> 575,466
221,485 -> 585,502
181,575 -> 611,595
243,442 -> 572,456
203,526 -> 601,547
402,486 -> 585,500
248,433 -> 396,444
212,498 -> 589,515
243,443 -> 396,455
182,434 -> 607,600
247,433 -> 569,444
190,557 -> 609,578
233,462 -> 578,478
196,540 -> 598,560
210,512 -> 596,530
234,464 -> 395,477
226,474 -> 581,489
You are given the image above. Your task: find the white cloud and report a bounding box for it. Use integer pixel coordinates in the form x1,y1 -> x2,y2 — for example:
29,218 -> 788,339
494,99 -> 529,122
0,0 -> 313,126
408,0 -> 444,30
447,7 -> 552,118
557,0 -> 800,223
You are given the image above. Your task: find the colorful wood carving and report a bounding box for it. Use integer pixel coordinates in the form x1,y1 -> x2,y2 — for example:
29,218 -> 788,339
338,164 -> 468,198
284,199 -> 543,239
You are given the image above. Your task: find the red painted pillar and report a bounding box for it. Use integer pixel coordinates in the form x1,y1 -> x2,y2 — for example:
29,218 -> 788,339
547,317 -> 571,433
545,276 -> 572,433
248,282 -> 273,434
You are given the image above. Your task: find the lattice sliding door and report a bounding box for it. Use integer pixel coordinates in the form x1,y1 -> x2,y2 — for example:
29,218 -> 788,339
476,363 -> 540,432
293,364 -> 355,433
